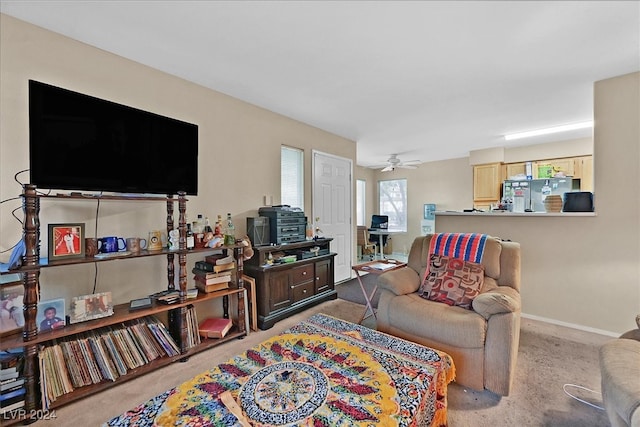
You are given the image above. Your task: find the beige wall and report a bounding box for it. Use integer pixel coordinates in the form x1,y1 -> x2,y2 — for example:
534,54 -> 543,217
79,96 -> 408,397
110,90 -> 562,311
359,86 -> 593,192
0,15 -> 355,307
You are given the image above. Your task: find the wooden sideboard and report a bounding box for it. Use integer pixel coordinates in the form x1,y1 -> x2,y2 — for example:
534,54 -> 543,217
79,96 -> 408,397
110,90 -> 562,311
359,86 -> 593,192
244,239 -> 337,330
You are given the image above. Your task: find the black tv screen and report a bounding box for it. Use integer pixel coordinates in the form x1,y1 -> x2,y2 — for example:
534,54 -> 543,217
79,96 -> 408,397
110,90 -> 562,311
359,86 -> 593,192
29,80 -> 198,195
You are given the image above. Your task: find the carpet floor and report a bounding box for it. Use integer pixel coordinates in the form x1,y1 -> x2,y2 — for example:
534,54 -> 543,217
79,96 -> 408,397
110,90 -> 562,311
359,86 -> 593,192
36,296 -> 613,426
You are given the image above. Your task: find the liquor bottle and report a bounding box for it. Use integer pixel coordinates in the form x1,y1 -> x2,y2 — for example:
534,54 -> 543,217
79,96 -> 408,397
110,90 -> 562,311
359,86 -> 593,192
204,217 -> 213,233
541,179 -> 552,201
214,215 -> 223,237
193,214 -> 205,248
224,213 -> 235,246
186,223 -> 195,249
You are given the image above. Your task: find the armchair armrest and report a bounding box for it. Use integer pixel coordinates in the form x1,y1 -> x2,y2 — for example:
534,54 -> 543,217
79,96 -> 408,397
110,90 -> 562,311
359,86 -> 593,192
377,267 -> 420,296
472,286 -> 521,320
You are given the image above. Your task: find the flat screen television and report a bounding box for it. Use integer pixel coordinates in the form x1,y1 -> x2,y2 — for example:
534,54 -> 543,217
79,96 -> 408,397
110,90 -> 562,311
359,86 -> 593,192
29,80 -> 198,195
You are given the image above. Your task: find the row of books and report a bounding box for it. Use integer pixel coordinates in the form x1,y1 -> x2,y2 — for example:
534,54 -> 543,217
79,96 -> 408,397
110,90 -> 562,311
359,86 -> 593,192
1,352 -> 25,415
183,305 -> 201,349
38,316 -> 180,407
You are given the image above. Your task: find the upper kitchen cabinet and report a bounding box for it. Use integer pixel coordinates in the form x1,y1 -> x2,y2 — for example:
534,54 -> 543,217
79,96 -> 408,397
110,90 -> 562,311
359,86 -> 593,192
473,162 -> 504,209
573,155 -> 593,192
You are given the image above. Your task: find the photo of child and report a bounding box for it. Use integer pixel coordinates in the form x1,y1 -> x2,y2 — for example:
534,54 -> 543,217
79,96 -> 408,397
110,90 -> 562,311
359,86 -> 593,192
36,298 -> 66,332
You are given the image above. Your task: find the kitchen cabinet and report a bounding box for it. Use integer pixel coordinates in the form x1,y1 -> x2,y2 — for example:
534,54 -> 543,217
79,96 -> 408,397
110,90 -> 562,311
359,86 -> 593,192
505,162 -> 526,179
535,157 -> 575,178
573,156 -> 593,192
473,163 -> 504,209
244,239 -> 336,330
0,185 -> 247,425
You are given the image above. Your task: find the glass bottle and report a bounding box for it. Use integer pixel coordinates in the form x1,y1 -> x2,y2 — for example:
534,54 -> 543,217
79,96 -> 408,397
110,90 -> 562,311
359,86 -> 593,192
204,217 -> 213,233
541,179 -> 552,201
186,223 -> 195,249
214,214 -> 223,237
224,212 -> 235,246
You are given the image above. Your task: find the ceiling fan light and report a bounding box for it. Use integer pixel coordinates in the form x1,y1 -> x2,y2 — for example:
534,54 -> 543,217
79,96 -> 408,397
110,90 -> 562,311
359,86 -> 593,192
504,121 -> 593,141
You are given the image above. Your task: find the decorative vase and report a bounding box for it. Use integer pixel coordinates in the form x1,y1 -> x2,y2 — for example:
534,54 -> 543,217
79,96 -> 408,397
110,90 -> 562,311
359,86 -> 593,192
543,195 -> 563,212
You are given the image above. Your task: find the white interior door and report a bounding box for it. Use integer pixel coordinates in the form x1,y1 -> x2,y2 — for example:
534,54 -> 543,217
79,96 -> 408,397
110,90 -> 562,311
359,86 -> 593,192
312,151 -> 352,283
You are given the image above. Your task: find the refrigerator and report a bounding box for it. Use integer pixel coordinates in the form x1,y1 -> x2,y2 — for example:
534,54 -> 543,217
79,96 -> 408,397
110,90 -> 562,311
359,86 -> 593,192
503,178 -> 580,212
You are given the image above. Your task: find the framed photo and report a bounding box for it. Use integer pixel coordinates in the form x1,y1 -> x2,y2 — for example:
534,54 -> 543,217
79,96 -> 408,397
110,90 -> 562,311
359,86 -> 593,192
69,292 -> 113,324
48,223 -> 85,260
36,298 -> 66,333
1,281 -> 24,337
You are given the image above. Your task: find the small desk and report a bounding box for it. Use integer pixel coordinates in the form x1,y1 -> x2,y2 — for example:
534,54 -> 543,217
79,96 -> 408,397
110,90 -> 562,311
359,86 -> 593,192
368,229 -> 392,259
352,259 -> 407,324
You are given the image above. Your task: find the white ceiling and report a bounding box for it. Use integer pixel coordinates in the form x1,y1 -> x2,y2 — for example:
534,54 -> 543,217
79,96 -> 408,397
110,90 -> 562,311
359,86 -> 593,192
2,1 -> 639,168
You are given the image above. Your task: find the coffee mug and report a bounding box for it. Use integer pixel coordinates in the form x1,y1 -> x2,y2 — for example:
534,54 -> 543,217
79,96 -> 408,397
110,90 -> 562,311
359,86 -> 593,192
98,236 -> 126,253
85,238 -> 98,257
126,237 -> 148,253
147,230 -> 164,251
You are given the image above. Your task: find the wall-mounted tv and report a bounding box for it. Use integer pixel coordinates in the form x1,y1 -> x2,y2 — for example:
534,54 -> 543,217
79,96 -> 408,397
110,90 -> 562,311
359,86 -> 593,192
29,80 -> 198,195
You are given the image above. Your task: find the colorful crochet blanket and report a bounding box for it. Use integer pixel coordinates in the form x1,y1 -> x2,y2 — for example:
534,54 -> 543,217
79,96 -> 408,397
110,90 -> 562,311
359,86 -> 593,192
104,313 -> 455,427
427,233 -> 488,264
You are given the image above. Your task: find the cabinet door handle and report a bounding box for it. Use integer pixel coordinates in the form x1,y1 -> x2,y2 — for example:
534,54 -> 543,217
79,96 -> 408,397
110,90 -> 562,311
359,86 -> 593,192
290,285 -> 295,289
302,271 -> 307,275
303,289 -> 307,293
316,277 -> 320,280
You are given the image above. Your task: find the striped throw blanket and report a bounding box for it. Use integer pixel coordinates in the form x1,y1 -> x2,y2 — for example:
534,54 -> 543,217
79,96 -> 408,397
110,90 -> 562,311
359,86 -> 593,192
427,233 -> 488,263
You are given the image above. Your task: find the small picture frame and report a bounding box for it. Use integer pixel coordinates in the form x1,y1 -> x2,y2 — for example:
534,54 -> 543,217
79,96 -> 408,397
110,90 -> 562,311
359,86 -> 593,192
48,223 -> 85,260
1,280 -> 24,337
69,292 -> 114,324
424,203 -> 436,220
36,298 -> 66,333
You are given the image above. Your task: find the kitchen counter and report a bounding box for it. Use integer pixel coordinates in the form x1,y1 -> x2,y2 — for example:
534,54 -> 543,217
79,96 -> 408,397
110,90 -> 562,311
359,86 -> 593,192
436,211 -> 596,217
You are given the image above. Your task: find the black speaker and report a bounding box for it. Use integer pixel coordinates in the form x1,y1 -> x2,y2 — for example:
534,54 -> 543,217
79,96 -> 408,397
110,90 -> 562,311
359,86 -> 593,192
247,217 -> 270,246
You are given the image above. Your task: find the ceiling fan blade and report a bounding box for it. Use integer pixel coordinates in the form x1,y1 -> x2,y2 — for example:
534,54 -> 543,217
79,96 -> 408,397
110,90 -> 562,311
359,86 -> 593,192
402,160 -> 421,165
381,165 -> 394,172
398,164 -> 418,169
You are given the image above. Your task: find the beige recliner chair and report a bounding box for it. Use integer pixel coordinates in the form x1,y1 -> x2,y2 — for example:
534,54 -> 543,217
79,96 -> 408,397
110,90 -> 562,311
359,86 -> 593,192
376,235 -> 521,396
599,316 -> 640,427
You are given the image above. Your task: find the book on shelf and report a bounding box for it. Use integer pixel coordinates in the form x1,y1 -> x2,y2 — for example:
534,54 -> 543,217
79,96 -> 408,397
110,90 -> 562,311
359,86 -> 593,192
198,317 -> 232,339
204,253 -> 234,265
0,377 -> 24,392
192,269 -> 232,283
0,385 -> 25,403
0,398 -> 24,414
194,278 -> 230,294
0,370 -> 19,381
194,259 -> 235,273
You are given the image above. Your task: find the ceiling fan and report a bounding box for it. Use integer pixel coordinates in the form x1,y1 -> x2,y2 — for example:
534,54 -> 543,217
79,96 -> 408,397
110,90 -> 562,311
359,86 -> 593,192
379,154 -> 421,172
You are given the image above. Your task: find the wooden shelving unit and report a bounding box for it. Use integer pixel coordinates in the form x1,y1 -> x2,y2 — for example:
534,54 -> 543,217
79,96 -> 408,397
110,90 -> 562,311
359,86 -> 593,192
0,185 -> 247,425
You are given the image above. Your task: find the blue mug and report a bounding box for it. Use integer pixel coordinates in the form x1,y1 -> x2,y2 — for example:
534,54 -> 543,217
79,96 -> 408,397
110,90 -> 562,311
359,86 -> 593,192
98,236 -> 126,253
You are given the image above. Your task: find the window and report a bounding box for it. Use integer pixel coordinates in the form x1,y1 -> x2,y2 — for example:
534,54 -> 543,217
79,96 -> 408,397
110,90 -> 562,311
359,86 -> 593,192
356,179 -> 366,226
281,146 -> 303,209
379,179 -> 407,232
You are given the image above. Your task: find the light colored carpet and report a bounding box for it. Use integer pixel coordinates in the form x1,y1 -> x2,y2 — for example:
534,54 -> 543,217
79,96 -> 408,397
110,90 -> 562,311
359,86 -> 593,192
33,299 -> 613,426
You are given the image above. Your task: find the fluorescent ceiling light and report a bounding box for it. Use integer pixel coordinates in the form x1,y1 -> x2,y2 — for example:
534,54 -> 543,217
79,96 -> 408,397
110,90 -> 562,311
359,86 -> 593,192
504,121 -> 593,141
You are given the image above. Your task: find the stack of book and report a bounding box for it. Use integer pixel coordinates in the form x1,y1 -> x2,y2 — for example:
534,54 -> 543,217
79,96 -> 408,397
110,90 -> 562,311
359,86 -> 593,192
1,352 -> 25,415
193,255 -> 235,293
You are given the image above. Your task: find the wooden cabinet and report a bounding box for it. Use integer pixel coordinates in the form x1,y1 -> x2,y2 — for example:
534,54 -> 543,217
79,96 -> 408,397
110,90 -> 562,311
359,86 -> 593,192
573,155 -> 593,192
0,185 -> 246,425
244,239 -> 336,330
535,157 -> 575,178
473,163 -> 504,209
505,162 -> 526,179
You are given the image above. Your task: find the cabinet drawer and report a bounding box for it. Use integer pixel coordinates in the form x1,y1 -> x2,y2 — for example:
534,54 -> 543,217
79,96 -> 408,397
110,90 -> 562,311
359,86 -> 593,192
292,281 -> 314,303
291,264 -> 314,285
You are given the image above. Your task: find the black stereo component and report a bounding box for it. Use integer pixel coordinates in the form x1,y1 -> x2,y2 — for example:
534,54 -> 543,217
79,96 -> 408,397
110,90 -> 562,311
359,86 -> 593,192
258,206 -> 307,245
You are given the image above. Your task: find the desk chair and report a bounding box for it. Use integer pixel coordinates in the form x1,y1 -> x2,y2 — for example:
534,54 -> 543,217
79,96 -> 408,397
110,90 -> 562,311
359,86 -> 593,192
357,226 -> 377,260
369,215 -> 389,247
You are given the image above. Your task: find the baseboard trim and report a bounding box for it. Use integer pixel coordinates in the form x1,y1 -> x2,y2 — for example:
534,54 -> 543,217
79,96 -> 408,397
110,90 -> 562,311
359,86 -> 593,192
521,313 -> 619,338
